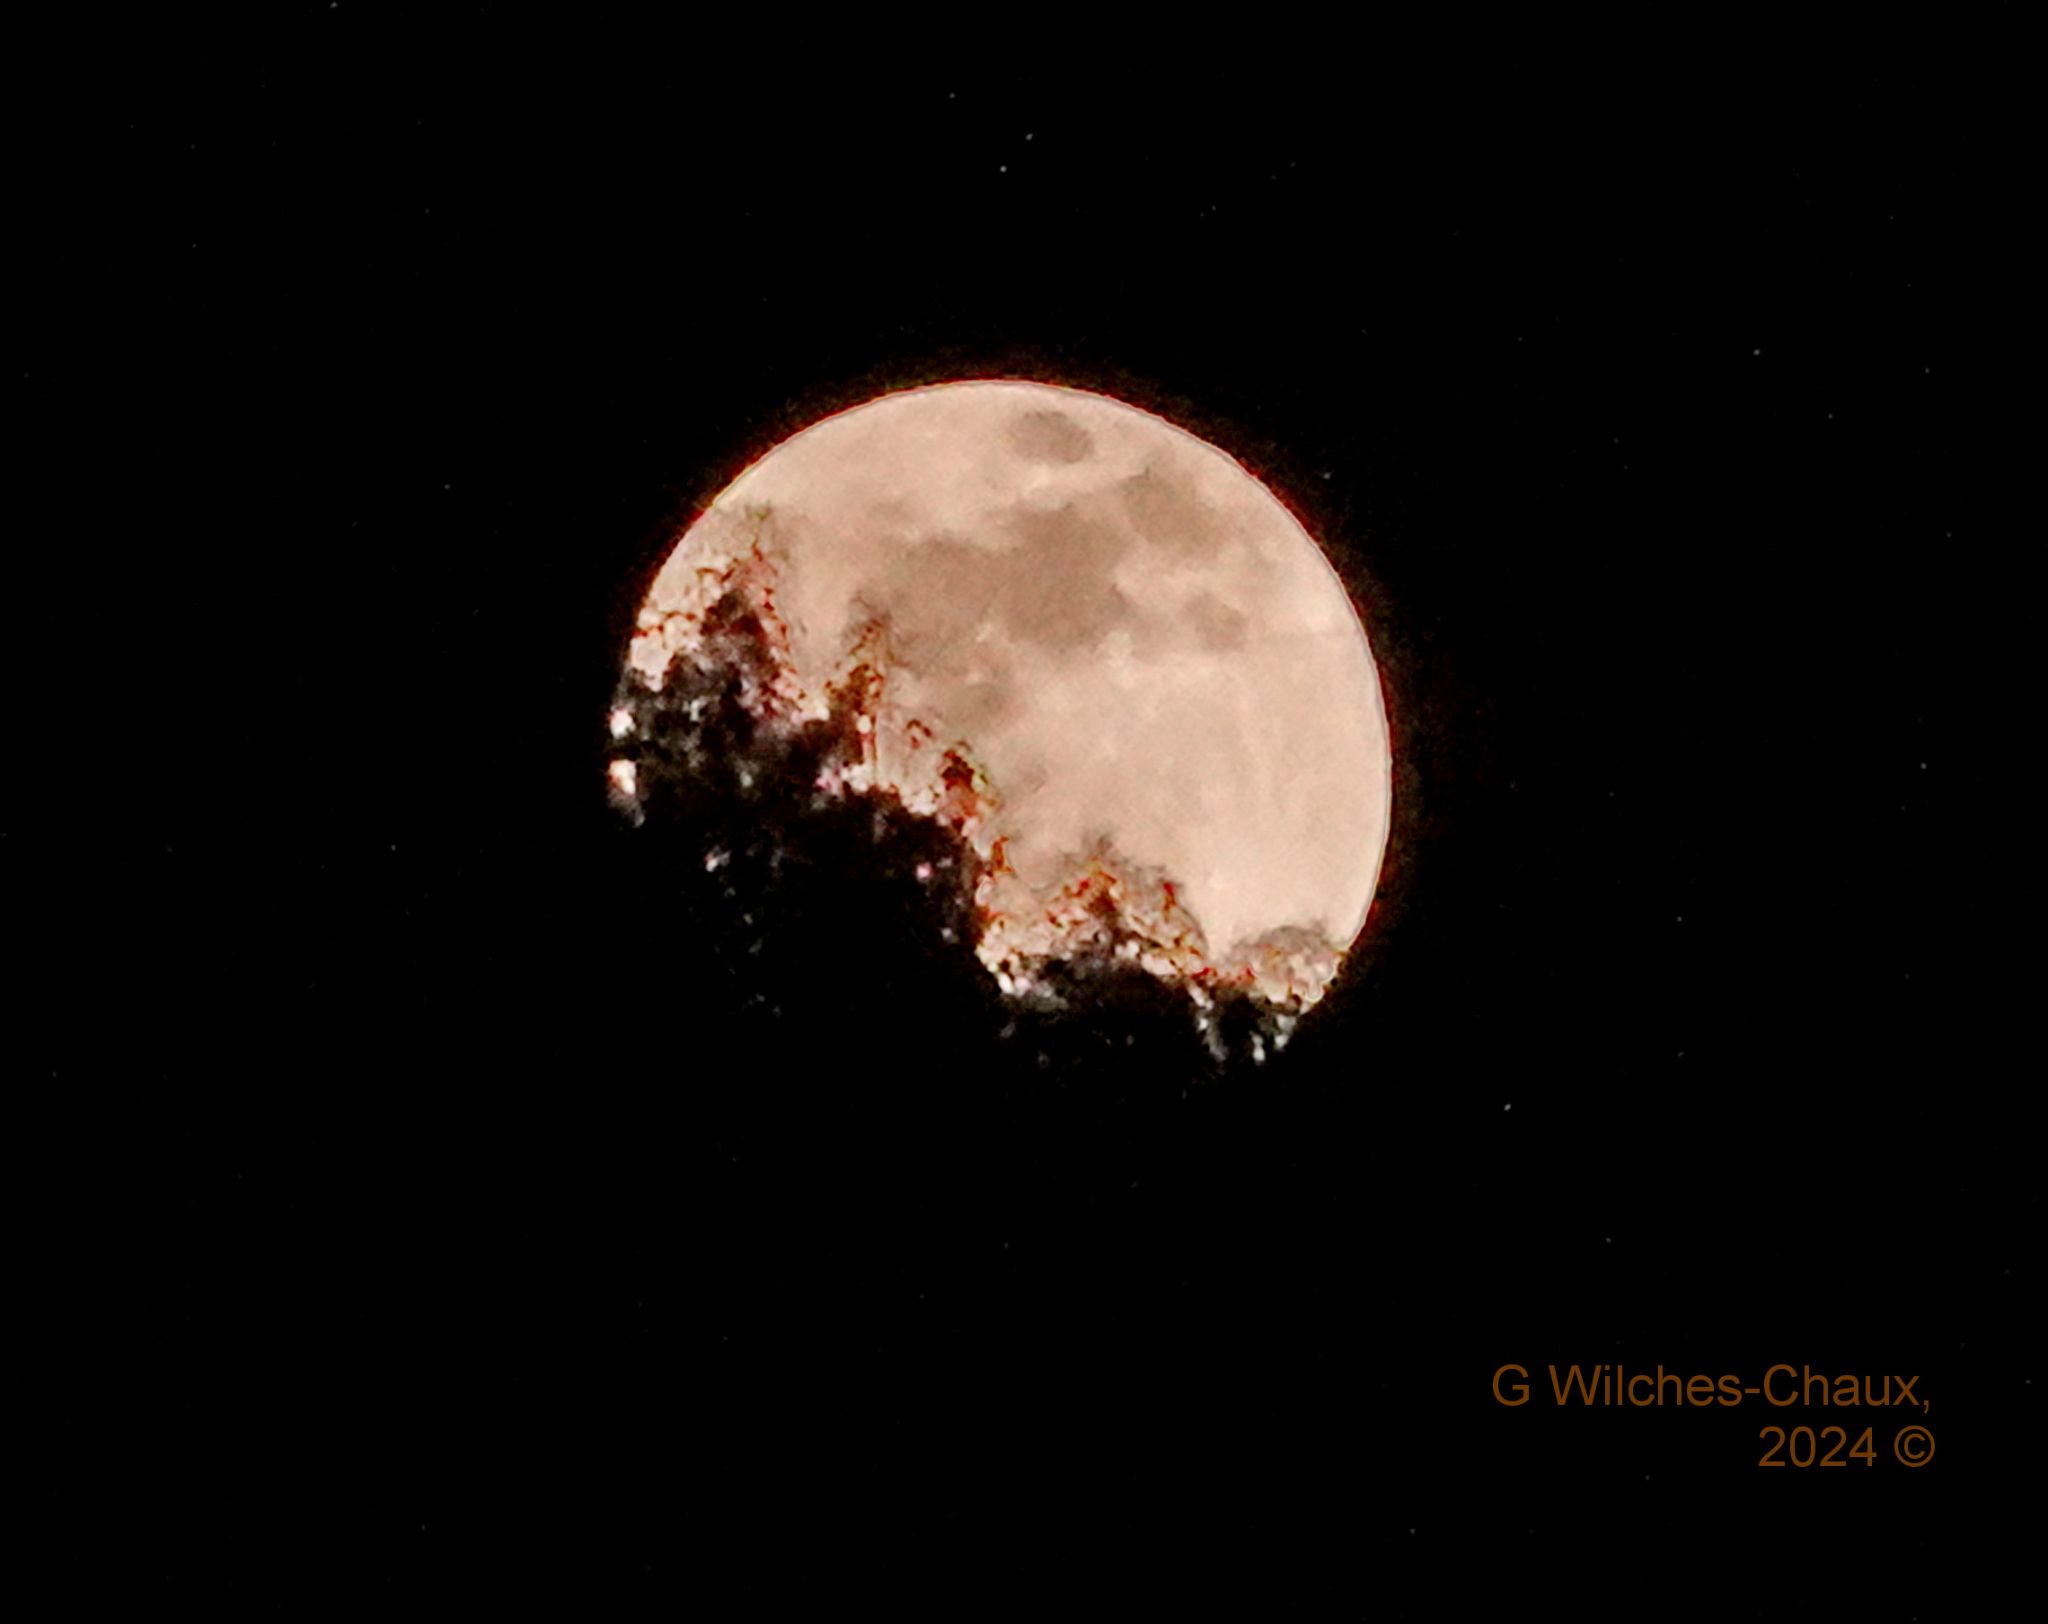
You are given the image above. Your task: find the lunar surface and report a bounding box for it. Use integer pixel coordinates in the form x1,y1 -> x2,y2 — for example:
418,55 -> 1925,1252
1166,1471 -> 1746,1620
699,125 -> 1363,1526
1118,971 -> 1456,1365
612,380 -> 1391,1014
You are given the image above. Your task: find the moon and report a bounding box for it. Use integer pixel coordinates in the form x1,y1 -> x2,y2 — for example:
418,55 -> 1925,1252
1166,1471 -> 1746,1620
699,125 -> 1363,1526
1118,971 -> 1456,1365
620,380 -> 1391,1012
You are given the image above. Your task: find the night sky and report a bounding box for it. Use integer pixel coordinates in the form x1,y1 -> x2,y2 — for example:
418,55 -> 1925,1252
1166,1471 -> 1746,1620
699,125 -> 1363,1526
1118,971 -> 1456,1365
23,13 -> 2035,1612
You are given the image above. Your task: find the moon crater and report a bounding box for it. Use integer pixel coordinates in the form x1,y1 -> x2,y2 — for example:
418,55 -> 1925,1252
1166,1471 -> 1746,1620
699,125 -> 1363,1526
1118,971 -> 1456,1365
1006,408 -> 1096,464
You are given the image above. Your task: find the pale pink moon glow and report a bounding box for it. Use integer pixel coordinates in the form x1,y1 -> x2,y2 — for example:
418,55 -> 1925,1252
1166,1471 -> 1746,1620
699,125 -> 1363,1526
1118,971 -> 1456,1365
620,380 -> 1392,1013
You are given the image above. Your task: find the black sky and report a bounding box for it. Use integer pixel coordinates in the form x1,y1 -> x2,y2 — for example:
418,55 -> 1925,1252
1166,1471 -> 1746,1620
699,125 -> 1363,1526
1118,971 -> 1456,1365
21,13 -> 2036,1612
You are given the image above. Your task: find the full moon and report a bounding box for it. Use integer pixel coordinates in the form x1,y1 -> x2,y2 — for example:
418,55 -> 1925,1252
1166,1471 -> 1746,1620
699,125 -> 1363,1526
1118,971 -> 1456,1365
616,380 -> 1392,1013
